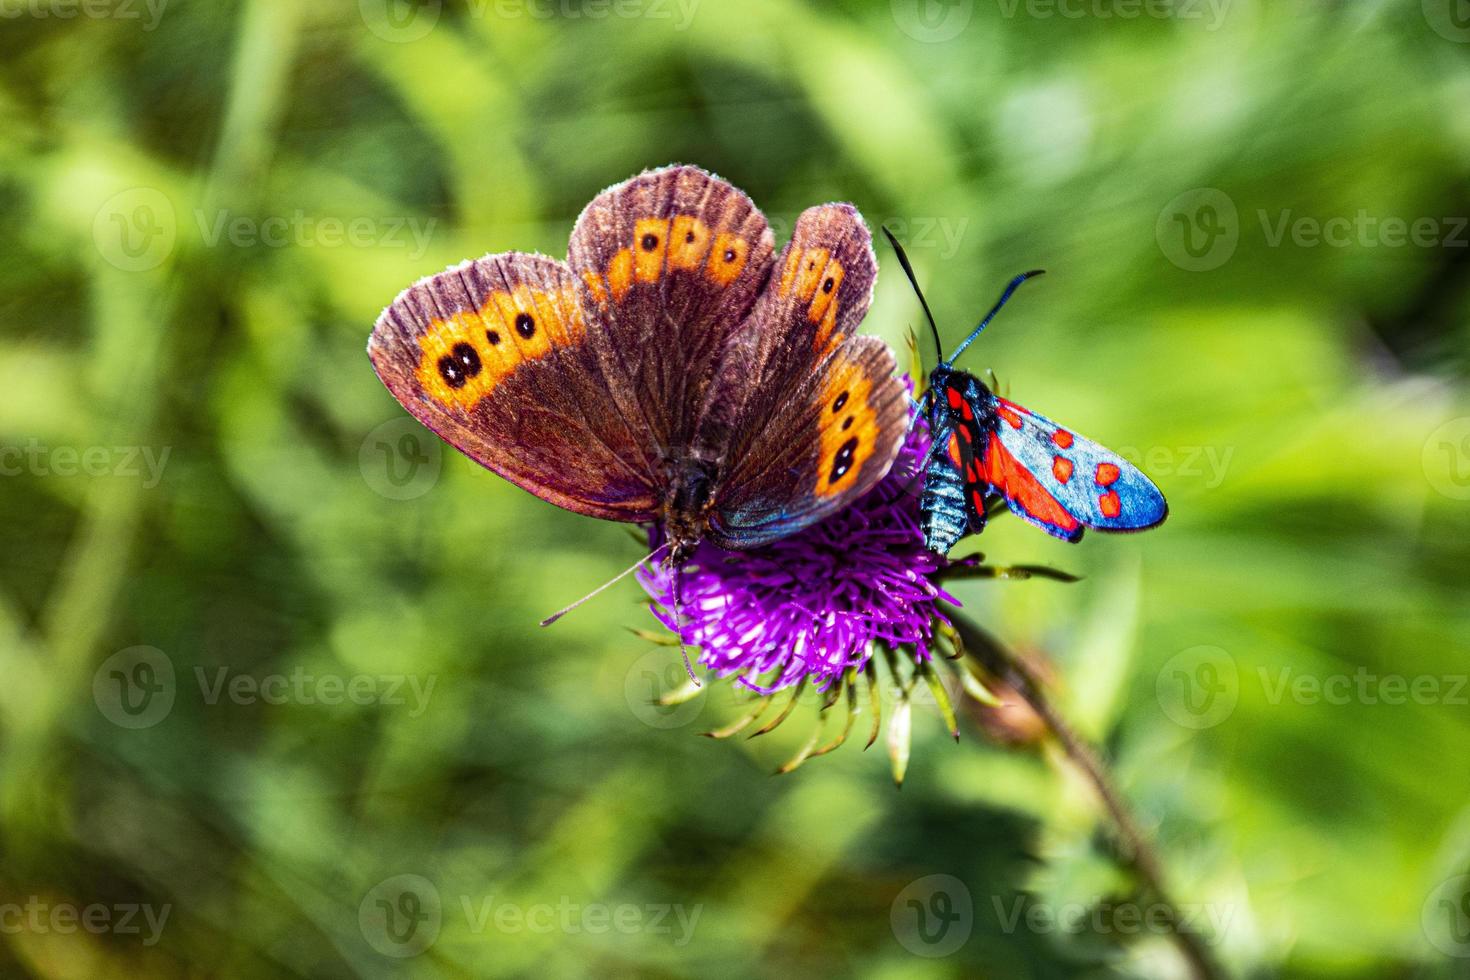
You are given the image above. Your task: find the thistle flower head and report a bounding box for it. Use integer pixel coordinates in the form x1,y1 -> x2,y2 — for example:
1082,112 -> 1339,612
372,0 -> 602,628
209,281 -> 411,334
638,415 -> 956,694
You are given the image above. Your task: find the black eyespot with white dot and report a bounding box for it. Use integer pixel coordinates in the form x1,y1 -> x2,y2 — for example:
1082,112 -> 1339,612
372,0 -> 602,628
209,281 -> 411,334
641,233 -> 659,252
515,313 -> 535,339
832,391 -> 848,413
822,277 -> 835,294
437,342 -> 481,389
723,248 -> 737,263
830,436 -> 859,483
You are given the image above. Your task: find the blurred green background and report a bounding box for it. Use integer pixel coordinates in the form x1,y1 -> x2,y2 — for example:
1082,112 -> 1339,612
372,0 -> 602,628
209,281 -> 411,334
2,0 -> 1469,976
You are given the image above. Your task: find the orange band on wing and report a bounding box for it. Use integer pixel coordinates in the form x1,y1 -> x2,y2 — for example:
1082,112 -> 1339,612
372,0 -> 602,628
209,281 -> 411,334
415,284 -> 582,411
815,358 -> 880,498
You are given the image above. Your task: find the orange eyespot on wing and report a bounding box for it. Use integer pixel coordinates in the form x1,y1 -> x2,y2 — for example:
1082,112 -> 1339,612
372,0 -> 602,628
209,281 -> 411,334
710,334 -> 907,549
816,356 -> 880,498
367,251 -> 661,522
412,282 -> 581,412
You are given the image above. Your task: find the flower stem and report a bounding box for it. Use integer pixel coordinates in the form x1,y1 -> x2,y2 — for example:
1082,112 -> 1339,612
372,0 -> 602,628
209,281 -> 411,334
948,612 -> 1229,980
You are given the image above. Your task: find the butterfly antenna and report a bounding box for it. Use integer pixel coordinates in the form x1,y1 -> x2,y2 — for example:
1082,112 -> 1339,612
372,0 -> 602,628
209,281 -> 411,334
673,564 -> 700,686
945,269 -> 1046,367
882,226 -> 945,361
540,541 -> 671,627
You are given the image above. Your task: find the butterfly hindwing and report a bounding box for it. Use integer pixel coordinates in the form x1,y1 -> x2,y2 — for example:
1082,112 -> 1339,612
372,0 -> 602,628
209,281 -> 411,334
368,252 -> 660,521
984,390 -> 1168,540
710,335 -> 908,548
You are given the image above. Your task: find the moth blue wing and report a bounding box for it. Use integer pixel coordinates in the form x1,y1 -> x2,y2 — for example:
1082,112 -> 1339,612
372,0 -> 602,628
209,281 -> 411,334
989,396 -> 1168,537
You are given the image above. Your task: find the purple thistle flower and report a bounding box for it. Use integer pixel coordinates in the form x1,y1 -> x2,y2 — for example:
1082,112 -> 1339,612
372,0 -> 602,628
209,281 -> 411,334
638,415 -> 958,694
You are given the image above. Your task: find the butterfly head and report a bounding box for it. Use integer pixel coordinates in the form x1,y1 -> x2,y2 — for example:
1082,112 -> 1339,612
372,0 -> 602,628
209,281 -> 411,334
662,456 -> 719,566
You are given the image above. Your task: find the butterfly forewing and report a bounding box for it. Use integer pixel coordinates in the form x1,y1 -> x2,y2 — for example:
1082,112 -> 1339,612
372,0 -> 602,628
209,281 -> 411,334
569,167 -> 776,457
368,252 -> 661,521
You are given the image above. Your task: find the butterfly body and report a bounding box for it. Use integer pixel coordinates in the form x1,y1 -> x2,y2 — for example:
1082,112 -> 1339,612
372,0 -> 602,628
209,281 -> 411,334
369,166 -> 909,564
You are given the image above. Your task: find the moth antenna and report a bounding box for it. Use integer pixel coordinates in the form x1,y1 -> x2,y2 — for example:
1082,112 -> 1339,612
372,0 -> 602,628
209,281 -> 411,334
673,563 -> 700,686
945,269 -> 1046,367
540,541 -> 670,627
882,227 -> 945,361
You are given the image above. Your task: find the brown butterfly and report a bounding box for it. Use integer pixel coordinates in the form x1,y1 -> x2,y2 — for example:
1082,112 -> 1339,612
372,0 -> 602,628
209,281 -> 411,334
368,165 -> 908,566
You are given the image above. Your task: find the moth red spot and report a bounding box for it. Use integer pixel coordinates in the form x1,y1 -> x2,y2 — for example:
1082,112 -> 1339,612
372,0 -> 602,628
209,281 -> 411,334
958,424 -> 971,443
946,387 -> 963,409
1053,456 -> 1073,484
961,400 -> 974,420
1099,490 -> 1122,518
947,433 -> 962,467
997,405 -> 1023,429
972,489 -> 986,511
966,460 -> 979,482
1052,429 -> 1073,449
1095,462 -> 1121,487
982,433 -> 1080,535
